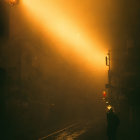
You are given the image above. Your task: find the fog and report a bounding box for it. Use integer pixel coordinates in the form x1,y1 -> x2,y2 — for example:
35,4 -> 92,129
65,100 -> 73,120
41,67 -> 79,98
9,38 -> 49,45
0,0 -> 117,139
7,0 -> 110,112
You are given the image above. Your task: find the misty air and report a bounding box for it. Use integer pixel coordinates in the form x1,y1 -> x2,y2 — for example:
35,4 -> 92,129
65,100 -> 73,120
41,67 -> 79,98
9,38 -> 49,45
0,0 -> 140,140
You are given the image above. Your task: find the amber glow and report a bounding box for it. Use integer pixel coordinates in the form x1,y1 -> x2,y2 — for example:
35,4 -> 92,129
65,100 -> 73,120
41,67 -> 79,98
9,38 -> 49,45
107,105 -> 112,110
21,0 -> 107,72
5,0 -> 18,5
103,91 -> 107,97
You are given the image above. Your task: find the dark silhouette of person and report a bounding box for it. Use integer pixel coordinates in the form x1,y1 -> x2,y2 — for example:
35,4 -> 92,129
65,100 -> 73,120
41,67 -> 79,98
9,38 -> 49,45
107,108 -> 120,140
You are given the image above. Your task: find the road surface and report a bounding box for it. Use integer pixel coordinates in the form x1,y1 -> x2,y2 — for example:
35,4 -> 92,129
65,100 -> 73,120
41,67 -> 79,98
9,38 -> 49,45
38,117 -> 108,140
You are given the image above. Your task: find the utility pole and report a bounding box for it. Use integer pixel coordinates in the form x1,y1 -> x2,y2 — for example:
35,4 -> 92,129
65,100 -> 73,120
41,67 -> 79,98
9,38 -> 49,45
105,50 -> 112,99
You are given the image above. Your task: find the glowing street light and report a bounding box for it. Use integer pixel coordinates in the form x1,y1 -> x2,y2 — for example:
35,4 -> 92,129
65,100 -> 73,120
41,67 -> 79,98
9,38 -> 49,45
107,105 -> 112,110
5,0 -> 19,6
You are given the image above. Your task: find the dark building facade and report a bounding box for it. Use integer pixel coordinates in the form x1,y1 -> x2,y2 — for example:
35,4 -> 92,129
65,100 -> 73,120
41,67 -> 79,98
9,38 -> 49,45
109,0 -> 140,138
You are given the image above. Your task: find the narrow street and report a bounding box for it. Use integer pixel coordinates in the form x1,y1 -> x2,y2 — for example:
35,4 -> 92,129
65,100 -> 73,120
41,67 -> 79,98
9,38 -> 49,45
1,1 -> 140,140
38,100 -> 108,140
39,119 -> 107,140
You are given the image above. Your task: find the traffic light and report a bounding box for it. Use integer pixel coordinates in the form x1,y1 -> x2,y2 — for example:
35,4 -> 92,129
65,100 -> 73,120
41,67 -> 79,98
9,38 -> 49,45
103,91 -> 107,98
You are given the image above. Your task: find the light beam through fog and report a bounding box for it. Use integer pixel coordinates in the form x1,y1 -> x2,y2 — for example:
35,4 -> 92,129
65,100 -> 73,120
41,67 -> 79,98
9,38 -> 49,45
21,0 -> 107,72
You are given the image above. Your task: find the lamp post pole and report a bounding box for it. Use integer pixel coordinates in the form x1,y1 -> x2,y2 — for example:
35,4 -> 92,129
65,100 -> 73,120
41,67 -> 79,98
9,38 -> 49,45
108,50 -> 111,91
106,50 -> 111,98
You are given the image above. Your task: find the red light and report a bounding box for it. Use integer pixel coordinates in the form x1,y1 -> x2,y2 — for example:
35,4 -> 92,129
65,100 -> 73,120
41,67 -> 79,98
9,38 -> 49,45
103,91 -> 106,97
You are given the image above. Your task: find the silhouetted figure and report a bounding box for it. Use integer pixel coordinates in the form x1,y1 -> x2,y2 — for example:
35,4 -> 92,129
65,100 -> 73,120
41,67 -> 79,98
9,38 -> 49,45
107,108 -> 120,140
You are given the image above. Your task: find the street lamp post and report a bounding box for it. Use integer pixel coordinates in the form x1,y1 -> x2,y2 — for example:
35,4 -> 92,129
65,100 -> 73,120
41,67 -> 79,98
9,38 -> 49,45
105,50 -> 112,99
